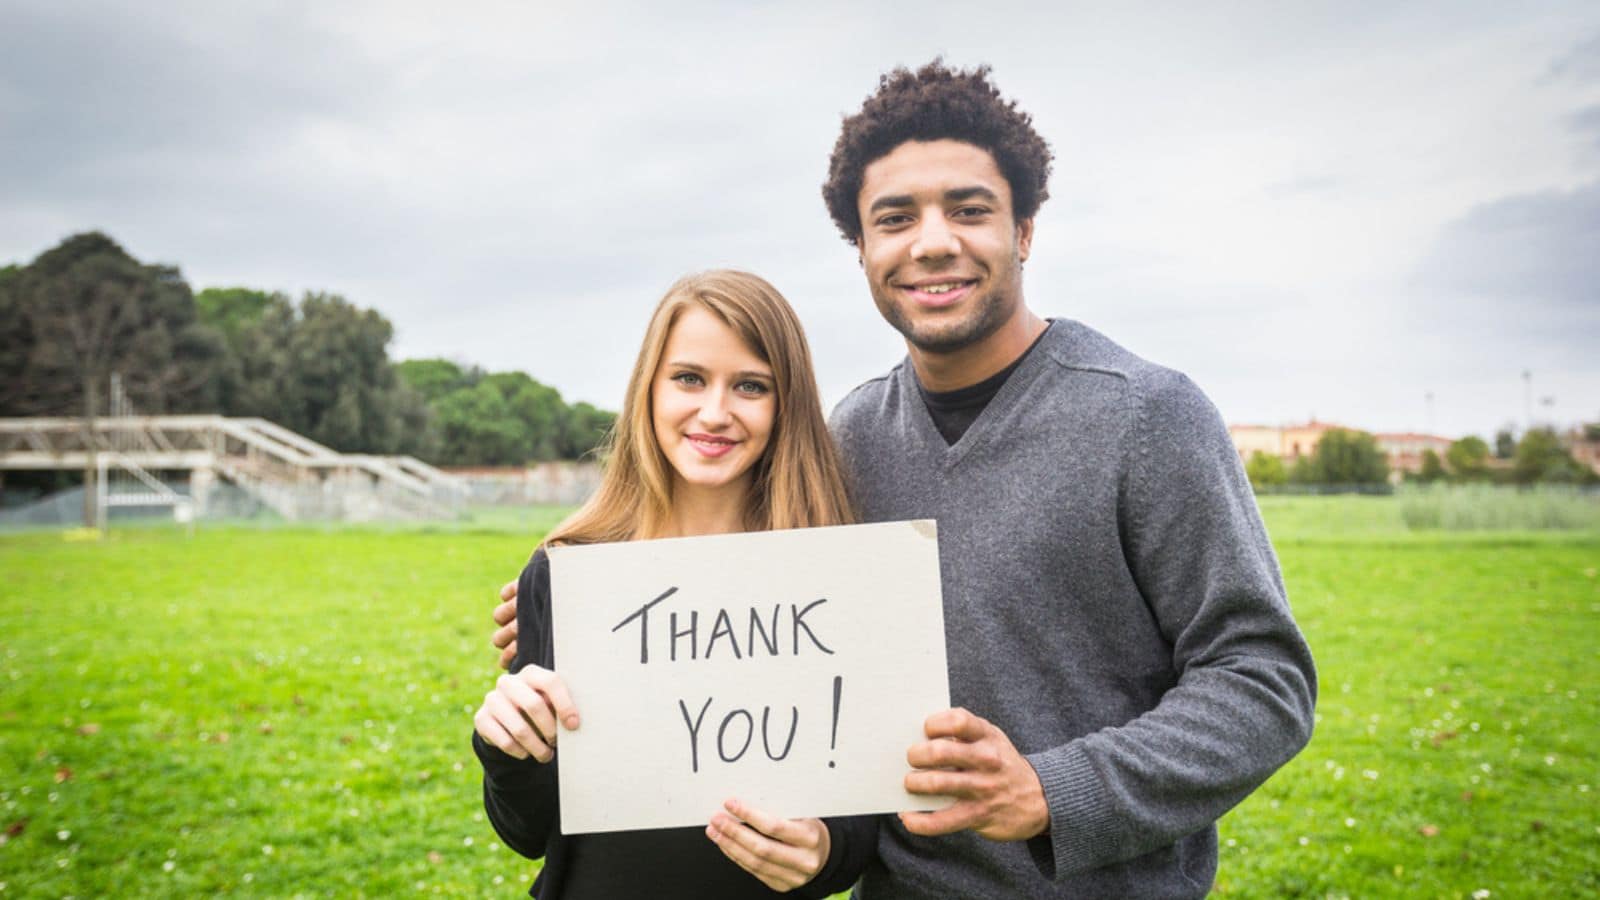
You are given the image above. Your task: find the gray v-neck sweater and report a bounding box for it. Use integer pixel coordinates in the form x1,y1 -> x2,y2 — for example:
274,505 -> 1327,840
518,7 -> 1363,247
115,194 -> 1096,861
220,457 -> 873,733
829,319 -> 1316,899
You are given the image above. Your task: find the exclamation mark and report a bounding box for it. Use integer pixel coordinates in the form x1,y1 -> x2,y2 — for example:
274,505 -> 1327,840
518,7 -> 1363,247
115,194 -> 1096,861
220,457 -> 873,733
828,675 -> 841,768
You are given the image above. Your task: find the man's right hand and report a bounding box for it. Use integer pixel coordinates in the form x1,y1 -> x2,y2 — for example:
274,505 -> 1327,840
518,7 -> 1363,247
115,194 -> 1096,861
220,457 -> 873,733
473,665 -> 579,762
492,579 -> 519,669
899,707 -> 1049,842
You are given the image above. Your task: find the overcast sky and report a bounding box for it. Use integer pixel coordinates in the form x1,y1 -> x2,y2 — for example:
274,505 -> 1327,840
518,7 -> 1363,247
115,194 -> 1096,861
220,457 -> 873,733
3,1 -> 1597,439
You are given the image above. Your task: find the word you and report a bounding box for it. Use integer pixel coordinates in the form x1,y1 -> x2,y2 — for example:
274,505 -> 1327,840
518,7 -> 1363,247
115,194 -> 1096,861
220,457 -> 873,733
677,677 -> 844,774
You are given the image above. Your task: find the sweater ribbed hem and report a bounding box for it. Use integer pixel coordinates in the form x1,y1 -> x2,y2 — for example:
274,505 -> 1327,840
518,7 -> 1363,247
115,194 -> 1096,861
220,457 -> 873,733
1026,743 -> 1121,879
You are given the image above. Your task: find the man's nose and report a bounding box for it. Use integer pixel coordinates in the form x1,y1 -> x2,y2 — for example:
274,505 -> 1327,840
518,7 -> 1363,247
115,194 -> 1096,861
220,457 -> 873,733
911,212 -> 959,261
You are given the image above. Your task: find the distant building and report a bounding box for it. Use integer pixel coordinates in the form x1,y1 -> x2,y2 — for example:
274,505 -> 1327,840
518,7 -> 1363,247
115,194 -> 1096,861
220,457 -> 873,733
1226,420 -> 1348,462
1282,420 -> 1343,461
1373,432 -> 1454,476
1228,424 -> 1283,459
1227,421 -> 1456,482
1566,427 -> 1600,476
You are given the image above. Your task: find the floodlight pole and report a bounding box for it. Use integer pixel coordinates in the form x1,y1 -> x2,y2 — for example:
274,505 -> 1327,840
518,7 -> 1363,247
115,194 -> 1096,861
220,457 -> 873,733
95,453 -> 108,532
1521,370 -> 1532,433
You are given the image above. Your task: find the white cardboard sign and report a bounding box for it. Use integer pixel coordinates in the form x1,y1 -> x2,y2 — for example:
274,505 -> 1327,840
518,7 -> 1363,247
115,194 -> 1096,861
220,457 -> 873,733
548,519 -> 950,834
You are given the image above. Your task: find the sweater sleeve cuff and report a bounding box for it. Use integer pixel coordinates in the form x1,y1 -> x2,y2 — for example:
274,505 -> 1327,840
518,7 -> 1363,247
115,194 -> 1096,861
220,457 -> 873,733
795,814 -> 877,898
800,818 -> 853,897
472,730 -> 551,787
1025,742 -> 1120,879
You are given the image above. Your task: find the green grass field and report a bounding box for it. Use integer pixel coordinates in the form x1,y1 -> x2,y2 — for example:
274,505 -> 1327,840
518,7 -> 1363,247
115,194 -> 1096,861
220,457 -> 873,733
1,498 -> 1596,897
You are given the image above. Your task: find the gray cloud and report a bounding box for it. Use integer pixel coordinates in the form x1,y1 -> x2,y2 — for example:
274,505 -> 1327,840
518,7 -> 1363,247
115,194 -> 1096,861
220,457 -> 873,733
1570,103 -> 1600,151
4,1 -> 1599,438
1545,31 -> 1600,83
1421,183 -> 1600,311
1383,31 -> 1600,430
0,3 -> 383,187
1403,180 -> 1600,435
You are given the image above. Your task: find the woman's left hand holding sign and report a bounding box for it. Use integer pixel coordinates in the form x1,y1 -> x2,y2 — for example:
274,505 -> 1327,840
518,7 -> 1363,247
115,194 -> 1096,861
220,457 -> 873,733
706,798 -> 831,892
473,665 -> 580,763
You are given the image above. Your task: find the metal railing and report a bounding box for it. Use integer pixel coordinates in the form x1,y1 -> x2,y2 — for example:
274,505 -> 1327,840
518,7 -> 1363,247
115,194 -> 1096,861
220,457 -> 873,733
0,414 -> 465,522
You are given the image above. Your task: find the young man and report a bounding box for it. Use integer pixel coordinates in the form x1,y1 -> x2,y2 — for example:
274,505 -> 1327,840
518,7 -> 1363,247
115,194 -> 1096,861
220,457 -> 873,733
493,62 -> 1316,898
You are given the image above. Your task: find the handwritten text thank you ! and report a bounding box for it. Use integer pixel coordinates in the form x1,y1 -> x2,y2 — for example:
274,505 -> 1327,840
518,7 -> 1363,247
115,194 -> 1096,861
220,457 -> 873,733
548,520 -> 949,833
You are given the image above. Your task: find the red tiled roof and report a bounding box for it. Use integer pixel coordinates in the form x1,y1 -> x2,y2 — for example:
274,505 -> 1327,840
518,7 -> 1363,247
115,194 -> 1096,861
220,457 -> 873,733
1374,432 -> 1454,442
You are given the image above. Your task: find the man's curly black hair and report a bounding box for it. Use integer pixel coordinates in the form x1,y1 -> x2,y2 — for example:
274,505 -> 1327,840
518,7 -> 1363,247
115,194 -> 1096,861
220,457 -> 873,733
822,60 -> 1053,244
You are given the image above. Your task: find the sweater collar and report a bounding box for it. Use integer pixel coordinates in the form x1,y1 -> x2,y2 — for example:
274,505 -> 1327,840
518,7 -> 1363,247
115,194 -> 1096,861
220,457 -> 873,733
895,319 -> 1070,462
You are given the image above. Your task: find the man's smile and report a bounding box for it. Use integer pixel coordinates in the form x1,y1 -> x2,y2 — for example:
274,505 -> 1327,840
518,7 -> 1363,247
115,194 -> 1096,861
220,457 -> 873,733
898,277 -> 979,308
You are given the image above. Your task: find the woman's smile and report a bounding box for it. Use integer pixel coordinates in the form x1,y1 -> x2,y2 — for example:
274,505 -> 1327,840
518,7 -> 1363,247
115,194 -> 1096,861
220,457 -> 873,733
686,432 -> 742,458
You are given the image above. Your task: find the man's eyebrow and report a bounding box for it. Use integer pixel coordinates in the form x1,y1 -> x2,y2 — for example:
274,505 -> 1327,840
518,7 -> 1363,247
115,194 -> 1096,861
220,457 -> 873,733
867,186 -> 1001,216
867,193 -> 915,215
946,186 -> 1000,204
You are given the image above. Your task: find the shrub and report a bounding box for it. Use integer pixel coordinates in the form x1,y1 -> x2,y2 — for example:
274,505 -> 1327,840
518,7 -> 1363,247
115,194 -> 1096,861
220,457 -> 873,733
1246,451 -> 1287,489
1398,483 -> 1600,530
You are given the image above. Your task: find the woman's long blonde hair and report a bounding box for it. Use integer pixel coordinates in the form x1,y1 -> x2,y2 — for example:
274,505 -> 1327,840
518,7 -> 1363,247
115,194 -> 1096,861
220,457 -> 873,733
544,270 -> 854,546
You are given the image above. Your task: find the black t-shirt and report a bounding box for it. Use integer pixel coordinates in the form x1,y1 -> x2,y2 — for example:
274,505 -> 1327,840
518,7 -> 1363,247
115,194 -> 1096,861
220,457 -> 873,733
917,329 -> 1048,445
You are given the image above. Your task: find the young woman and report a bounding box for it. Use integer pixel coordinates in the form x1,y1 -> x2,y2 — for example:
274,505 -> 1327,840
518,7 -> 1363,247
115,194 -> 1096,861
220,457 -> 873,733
471,270 -> 876,898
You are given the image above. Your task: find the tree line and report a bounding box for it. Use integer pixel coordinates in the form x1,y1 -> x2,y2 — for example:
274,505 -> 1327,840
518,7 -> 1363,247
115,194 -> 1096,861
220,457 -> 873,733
0,232 -> 614,467
1412,428 -> 1597,486
1244,426 -> 1598,491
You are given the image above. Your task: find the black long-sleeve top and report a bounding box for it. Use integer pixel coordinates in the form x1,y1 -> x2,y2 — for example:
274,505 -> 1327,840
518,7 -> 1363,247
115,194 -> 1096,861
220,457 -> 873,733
472,548 -> 879,899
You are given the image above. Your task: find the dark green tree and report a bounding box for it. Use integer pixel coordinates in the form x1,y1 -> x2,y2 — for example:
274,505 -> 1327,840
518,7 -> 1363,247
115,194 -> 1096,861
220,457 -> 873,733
1416,449 -> 1445,483
194,287 -> 286,415
0,232 -> 227,417
227,291 -> 435,457
0,264 -> 27,413
1444,436 -> 1491,482
561,401 -> 615,459
395,360 -> 615,464
1493,428 -> 1517,460
431,380 -> 527,465
1304,428 -> 1389,486
486,371 -> 569,461
1513,428 -> 1587,484
0,233 -> 229,523
395,358 -> 476,403
1420,445 -> 1446,480
195,287 -> 278,348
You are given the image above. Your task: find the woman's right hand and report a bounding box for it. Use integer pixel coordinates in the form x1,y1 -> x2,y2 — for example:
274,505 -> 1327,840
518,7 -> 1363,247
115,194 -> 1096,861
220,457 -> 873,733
473,665 -> 580,762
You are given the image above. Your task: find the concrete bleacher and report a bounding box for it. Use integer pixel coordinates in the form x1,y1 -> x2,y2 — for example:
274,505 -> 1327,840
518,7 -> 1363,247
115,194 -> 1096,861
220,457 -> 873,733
0,416 -> 465,522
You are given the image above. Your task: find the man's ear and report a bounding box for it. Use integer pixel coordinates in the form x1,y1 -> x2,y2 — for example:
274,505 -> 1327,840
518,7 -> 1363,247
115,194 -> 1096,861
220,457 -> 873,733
855,237 -> 865,267
1016,218 -> 1034,263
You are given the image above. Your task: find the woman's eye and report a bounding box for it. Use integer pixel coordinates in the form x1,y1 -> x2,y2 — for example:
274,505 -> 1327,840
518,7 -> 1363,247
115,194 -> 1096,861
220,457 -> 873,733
672,372 -> 704,387
735,380 -> 771,396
